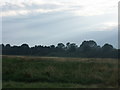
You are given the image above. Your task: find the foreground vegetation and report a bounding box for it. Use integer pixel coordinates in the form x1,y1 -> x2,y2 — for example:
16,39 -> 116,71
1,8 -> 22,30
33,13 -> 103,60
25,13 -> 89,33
2,55 -> 119,88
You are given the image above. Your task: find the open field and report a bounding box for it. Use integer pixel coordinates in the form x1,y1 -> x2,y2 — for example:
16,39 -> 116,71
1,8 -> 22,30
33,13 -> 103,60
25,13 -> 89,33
2,55 -> 119,88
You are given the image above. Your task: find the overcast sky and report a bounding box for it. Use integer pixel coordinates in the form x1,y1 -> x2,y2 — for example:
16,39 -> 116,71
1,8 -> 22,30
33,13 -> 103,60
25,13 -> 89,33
1,0 -> 119,48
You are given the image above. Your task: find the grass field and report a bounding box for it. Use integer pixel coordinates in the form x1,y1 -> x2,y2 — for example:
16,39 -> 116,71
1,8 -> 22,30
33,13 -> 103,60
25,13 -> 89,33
2,55 -> 119,88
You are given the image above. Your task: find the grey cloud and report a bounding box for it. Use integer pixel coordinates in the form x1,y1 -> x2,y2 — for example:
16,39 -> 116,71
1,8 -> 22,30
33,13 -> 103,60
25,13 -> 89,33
2,2 -> 117,48
1,1 -> 84,17
1,2 -> 23,11
3,13 -> 118,48
1,2 -> 63,11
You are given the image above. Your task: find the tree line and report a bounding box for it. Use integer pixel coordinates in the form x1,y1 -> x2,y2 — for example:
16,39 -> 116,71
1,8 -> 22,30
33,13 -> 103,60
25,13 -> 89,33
1,40 -> 119,58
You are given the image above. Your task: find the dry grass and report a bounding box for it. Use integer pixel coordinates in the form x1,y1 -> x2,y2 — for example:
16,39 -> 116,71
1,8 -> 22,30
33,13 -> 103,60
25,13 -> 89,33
2,55 -> 118,63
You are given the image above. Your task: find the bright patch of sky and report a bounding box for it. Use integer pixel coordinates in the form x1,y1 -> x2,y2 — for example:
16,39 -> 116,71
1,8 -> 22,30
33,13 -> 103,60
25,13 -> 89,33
1,0 -> 119,48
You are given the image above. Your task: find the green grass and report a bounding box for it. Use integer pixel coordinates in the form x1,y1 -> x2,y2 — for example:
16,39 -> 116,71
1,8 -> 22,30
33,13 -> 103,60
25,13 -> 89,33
2,55 -> 119,88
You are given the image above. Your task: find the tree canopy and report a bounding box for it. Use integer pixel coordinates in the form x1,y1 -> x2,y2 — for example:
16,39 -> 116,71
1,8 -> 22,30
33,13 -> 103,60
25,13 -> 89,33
1,40 -> 119,58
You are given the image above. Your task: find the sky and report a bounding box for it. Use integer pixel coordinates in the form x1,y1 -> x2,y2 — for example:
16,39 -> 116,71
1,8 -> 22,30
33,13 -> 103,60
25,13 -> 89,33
1,0 -> 119,48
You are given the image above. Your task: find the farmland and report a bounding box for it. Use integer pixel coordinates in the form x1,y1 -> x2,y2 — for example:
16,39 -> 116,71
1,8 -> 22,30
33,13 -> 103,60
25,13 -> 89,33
2,55 -> 119,88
